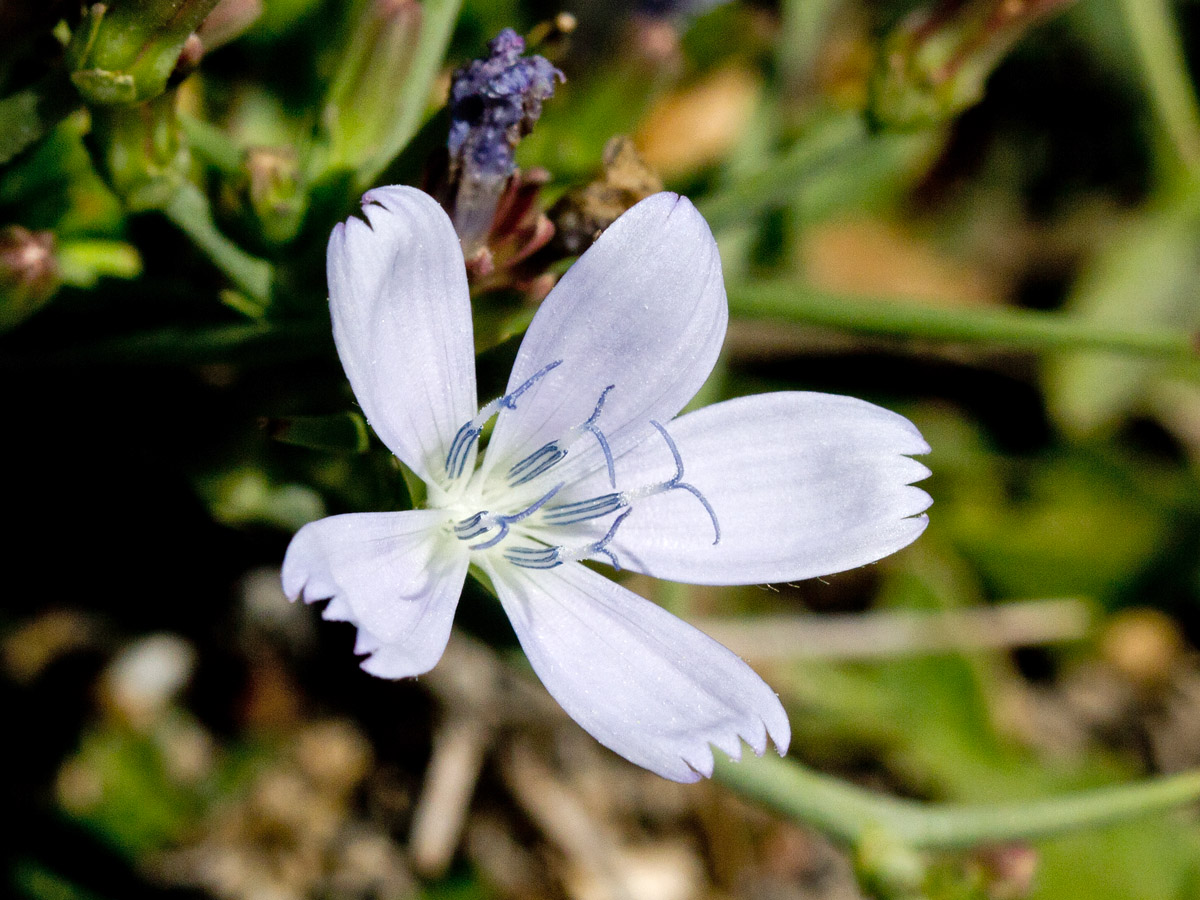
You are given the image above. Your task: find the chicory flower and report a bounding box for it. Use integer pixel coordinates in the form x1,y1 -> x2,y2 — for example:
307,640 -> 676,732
282,186 -> 932,782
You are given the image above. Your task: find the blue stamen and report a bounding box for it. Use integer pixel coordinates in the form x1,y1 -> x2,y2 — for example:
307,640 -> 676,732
468,482 -> 564,550
596,549 -> 620,569
453,510 -> 494,542
502,360 -> 561,409
505,384 -> 617,489
543,492 -> 625,525
503,545 -> 561,569
445,421 -> 481,481
587,508 -> 633,569
444,359 -> 562,480
648,420 -> 721,545
672,482 -> 721,544
509,443 -> 560,477
586,386 -> 617,488
504,508 -> 633,570
507,443 -> 566,486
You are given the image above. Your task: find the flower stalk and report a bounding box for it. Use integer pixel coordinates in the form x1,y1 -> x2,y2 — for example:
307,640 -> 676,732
727,280 -> 1200,363
715,752 -> 1200,852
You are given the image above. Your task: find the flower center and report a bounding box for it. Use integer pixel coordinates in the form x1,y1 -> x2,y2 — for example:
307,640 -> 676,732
439,360 -> 720,570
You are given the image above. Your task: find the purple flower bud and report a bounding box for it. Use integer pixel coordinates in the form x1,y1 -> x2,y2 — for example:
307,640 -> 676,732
447,29 -> 562,183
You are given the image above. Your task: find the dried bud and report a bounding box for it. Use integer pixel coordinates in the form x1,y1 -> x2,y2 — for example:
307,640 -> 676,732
0,226 -> 60,330
445,29 -> 562,254
869,0 -> 1075,130
69,0 -> 223,105
546,136 -> 662,257
172,33 -> 205,81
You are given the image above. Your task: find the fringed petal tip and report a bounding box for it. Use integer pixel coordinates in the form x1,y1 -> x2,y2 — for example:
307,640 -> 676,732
678,698 -> 791,783
350,627 -> 427,680
589,392 -> 935,585
278,510 -> 469,679
484,556 -> 792,784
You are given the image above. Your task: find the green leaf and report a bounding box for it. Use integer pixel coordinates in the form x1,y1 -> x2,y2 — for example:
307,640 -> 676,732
0,76 -> 79,165
1046,176 -> 1200,435
267,412 -> 372,454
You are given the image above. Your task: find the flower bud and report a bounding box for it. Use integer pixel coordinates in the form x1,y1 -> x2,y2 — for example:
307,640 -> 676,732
868,0 -> 1075,130
69,0 -> 222,105
321,0 -> 423,175
0,226 -> 60,330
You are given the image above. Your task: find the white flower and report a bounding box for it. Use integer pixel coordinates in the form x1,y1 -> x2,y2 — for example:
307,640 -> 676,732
282,186 -> 932,782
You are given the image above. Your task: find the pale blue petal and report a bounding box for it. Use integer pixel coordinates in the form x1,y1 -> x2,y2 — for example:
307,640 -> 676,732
583,392 -> 931,584
327,186 -> 477,487
479,193 -> 728,484
282,509 -> 468,678
482,558 -> 790,782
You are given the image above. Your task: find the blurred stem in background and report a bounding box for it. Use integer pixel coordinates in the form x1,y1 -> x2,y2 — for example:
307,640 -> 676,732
727,279 -> 1200,364
1049,0 -> 1200,435
776,0 -> 841,96
1117,0 -> 1200,174
717,755 -> 1200,852
716,754 -> 1200,897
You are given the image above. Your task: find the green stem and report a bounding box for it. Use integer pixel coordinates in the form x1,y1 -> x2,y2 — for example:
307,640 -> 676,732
162,183 -> 273,305
696,112 -> 867,232
728,281 -> 1200,361
179,114 -> 244,174
715,753 -> 1200,850
1118,0 -> 1200,172
354,0 -> 462,191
